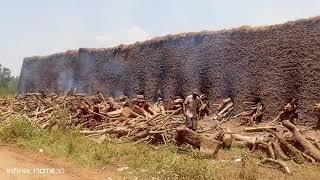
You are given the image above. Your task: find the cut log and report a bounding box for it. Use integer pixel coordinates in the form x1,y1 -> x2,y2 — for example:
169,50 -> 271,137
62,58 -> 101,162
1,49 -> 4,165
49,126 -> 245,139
272,142 -> 289,161
232,109 -> 254,118
130,105 -> 152,118
108,97 -> 116,109
200,138 -> 221,157
264,129 -> 305,164
222,133 -> 233,149
282,120 -> 320,162
244,126 -> 277,132
217,103 -> 233,117
80,127 -> 128,136
122,107 -> 139,118
176,127 -> 221,156
267,142 -> 275,159
267,111 -> 284,126
220,107 -> 234,118
261,158 -> 291,174
215,98 -> 232,110
98,92 -> 107,104
80,129 -> 108,135
231,141 -> 248,148
133,135 -> 151,145
106,108 -> 123,117
314,141 -> 320,150
222,98 -> 232,104
231,134 -> 268,145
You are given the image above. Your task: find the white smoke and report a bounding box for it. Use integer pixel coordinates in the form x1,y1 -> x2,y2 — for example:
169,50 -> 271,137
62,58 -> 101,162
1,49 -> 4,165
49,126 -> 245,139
95,26 -> 151,47
57,70 -> 75,93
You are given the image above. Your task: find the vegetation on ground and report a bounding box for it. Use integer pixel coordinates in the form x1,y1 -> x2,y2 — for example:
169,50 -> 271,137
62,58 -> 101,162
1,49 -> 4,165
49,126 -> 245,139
0,64 -> 18,96
0,117 -> 215,179
2,116 -> 320,179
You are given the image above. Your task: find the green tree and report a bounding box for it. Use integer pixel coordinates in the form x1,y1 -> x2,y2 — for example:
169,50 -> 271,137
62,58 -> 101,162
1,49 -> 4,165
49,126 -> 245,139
0,64 -> 13,87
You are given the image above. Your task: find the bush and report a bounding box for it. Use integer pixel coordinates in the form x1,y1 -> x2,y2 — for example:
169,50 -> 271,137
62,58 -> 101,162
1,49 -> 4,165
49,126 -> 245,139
0,118 -> 34,142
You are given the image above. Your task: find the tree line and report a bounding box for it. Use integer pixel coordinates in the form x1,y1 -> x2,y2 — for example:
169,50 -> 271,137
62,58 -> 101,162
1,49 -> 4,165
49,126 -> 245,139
0,64 -> 18,94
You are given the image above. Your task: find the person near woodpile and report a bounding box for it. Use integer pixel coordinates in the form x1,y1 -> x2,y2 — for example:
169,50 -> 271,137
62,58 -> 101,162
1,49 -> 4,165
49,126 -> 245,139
136,94 -> 156,115
136,95 -> 148,110
199,94 -> 211,118
167,96 -> 175,110
154,97 -> 165,114
168,95 -> 184,113
183,89 -> 201,131
280,98 -> 298,124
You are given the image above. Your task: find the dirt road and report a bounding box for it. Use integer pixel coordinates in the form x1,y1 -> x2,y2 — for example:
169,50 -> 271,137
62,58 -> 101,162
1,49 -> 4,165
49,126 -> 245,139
0,144 -> 117,180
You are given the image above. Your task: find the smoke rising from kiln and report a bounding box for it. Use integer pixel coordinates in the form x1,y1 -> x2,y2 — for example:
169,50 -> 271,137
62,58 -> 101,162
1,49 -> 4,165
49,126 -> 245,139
57,70 -> 76,93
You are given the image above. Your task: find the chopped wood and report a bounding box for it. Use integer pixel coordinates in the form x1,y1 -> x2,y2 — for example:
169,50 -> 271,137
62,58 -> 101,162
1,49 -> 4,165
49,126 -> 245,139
272,141 -> 289,161
244,126 -> 277,132
231,134 -> 268,145
261,158 -> 291,174
267,111 -> 284,126
282,120 -> 320,162
221,133 -> 233,149
264,129 -> 306,164
3,91 -> 320,176
217,102 -> 233,117
176,127 -> 221,156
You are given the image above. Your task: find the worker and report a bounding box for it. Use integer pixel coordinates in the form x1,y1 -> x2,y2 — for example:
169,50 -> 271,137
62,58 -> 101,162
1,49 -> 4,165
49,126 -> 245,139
136,94 -> 155,115
183,89 -> 201,131
280,98 -> 298,124
167,96 -> 175,110
270,98 -> 298,125
136,95 -> 146,107
154,97 -> 165,114
173,96 -> 184,109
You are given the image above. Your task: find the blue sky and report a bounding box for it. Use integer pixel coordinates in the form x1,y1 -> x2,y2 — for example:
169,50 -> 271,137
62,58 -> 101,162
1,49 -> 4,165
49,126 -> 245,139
1,0 -> 320,76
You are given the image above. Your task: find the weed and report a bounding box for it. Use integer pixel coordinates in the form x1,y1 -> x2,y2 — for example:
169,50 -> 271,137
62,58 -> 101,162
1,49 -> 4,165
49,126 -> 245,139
0,117 -> 34,142
239,153 -> 258,180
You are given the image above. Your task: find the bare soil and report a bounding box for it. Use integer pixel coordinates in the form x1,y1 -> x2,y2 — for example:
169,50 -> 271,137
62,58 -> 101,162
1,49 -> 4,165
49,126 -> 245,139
0,144 -> 119,180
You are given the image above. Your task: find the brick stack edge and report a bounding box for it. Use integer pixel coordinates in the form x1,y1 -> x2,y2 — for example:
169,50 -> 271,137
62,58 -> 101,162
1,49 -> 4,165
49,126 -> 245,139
18,17 -> 320,125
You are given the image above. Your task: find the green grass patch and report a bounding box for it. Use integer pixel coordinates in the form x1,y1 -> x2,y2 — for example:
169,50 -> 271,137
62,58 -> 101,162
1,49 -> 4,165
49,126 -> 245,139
0,86 -> 16,97
0,116 -> 34,142
5,117 -> 318,179
3,116 -> 320,179
0,117 -> 215,179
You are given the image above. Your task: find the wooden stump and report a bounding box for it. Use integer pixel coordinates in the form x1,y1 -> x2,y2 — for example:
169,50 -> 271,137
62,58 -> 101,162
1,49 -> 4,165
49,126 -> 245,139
176,127 -> 221,156
282,120 -> 320,162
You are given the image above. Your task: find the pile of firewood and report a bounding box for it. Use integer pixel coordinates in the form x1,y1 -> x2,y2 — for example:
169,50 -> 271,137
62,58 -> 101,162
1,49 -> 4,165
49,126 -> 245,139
2,93 -> 320,174
177,119 -> 320,174
1,93 -> 235,144
0,93 -> 194,144
233,101 -> 264,126
212,98 -> 234,120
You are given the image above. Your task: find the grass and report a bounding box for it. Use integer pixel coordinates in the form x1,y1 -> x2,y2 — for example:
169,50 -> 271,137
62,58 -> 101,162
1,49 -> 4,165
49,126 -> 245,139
0,86 -> 16,96
2,116 -> 320,179
0,117 -> 215,179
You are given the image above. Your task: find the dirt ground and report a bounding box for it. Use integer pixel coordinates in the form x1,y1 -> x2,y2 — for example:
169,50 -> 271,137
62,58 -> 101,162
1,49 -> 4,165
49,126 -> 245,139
0,144 -> 119,180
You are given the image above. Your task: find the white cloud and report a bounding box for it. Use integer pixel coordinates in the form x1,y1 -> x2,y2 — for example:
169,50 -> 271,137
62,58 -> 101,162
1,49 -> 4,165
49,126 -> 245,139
96,26 -> 151,47
127,26 -> 150,42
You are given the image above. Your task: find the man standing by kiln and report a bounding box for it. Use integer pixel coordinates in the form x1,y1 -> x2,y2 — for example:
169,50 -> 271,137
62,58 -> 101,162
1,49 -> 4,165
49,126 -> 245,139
183,89 -> 201,131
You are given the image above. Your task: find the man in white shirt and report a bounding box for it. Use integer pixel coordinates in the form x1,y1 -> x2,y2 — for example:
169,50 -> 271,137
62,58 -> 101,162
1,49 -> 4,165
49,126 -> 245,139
183,89 -> 201,131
